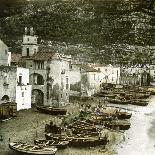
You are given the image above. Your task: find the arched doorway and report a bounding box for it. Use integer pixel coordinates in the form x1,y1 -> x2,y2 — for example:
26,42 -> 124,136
32,89 -> 44,106
1,95 -> 10,102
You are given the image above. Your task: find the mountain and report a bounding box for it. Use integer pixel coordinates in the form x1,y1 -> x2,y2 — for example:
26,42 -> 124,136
0,0 -> 155,65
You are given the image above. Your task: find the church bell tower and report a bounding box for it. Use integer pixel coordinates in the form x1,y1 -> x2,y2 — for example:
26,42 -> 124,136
22,27 -> 38,57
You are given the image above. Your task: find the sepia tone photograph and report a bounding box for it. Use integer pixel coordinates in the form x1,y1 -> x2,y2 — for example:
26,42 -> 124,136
0,0 -> 155,155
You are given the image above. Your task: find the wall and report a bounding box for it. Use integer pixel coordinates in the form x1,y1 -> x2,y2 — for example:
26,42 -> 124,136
16,85 -> 32,111
49,55 -> 70,105
22,44 -> 38,57
81,71 -> 101,97
0,40 -> 9,66
0,66 -> 17,104
69,66 -> 81,95
16,67 -> 32,110
17,67 -> 30,85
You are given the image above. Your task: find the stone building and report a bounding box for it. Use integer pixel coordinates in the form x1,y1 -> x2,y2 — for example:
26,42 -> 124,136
80,64 -> 101,97
69,64 -> 81,96
0,39 -> 11,66
16,28 -> 71,107
0,66 -> 32,111
120,66 -> 150,86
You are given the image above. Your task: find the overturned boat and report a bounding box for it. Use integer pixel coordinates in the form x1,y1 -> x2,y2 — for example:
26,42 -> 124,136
9,142 -> 57,155
36,106 -> 67,115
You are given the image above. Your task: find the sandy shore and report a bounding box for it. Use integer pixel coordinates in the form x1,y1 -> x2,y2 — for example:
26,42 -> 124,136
0,102 -> 122,155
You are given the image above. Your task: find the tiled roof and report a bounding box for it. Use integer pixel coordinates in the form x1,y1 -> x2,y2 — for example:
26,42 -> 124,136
11,53 -> 22,63
31,51 -> 55,60
78,64 -> 99,72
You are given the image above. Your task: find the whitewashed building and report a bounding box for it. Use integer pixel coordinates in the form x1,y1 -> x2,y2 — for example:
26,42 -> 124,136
93,64 -> 120,84
0,66 -> 32,111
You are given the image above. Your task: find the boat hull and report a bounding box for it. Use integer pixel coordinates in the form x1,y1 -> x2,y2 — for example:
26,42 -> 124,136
9,142 -> 57,155
36,106 -> 67,115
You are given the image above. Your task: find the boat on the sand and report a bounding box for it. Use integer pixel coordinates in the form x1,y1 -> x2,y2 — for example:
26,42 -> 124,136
34,139 -> 69,149
9,142 -> 57,155
36,106 -> 67,115
104,120 -> 130,130
45,133 -> 108,148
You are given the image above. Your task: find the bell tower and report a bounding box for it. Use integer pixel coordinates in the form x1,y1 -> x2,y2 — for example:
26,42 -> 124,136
22,27 -> 38,57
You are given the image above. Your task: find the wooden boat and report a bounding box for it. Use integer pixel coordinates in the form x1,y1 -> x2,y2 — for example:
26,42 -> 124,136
45,133 -> 108,148
129,99 -> 148,106
34,139 -> 69,149
115,111 -> 132,119
69,136 -> 108,147
104,120 -> 130,130
106,99 -> 130,105
9,142 -> 57,155
36,106 -> 67,115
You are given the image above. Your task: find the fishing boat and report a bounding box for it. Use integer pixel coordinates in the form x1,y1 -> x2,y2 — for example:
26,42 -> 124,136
69,136 -> 108,147
104,120 -> 131,130
36,106 -> 67,115
106,99 -> 130,105
45,133 -> 108,148
129,99 -> 148,106
34,139 -> 69,149
9,142 -> 57,155
115,111 -> 132,119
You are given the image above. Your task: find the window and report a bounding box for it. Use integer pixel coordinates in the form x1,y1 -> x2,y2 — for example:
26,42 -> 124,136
66,77 -> 69,89
66,93 -> 68,96
34,61 -> 44,69
22,92 -> 24,97
27,48 -> 29,56
94,74 -> 96,80
61,94 -> 63,98
27,38 -> 29,42
19,76 -> 22,85
5,49 -> 7,55
105,68 -> 107,72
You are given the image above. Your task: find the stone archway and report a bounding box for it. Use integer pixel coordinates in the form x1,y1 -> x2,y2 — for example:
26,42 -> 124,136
32,89 -> 44,106
1,95 -> 10,102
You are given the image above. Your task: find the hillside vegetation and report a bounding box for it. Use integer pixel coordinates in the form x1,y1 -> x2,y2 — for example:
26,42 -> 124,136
0,0 -> 155,65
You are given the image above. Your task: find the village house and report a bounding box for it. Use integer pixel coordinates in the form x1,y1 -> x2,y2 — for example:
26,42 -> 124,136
69,63 -> 121,97
92,64 -> 120,85
120,66 -> 150,86
13,27 -> 71,107
69,64 -> 101,97
80,64 -> 101,97
0,40 -> 32,111
69,64 -> 81,96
